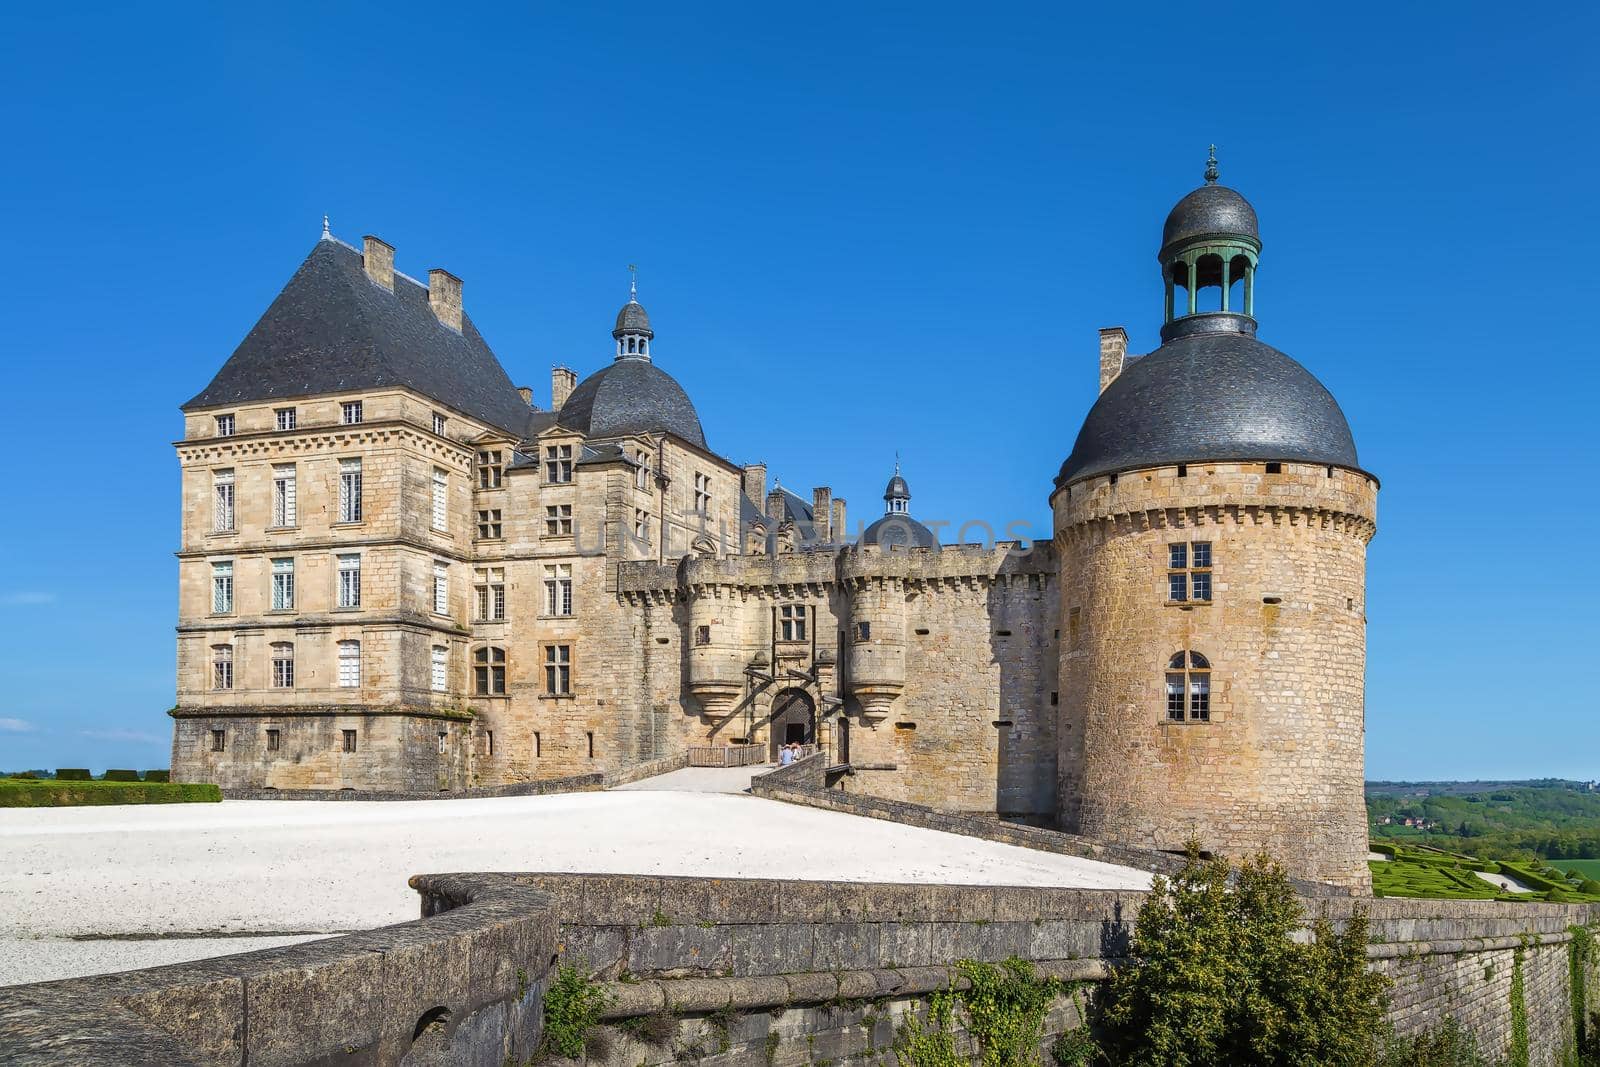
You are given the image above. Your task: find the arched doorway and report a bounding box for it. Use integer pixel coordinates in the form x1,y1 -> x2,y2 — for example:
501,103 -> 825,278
768,688 -> 815,761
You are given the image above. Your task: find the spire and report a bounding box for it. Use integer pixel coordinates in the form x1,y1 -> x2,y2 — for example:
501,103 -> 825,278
320,214 -> 331,240
883,458 -> 911,514
627,263 -> 638,303
1204,145 -> 1219,185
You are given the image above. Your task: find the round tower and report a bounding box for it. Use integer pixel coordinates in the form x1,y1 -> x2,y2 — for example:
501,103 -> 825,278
1052,152 -> 1378,891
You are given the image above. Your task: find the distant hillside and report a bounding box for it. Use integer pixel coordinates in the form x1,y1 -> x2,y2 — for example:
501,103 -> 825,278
1366,779 -> 1600,860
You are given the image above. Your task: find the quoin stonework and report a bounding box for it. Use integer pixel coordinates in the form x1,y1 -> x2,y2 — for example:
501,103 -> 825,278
171,160 -> 1377,889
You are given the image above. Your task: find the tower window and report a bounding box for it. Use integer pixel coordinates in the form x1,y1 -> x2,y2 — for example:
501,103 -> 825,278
215,414 -> 235,437
544,644 -> 572,695
473,646 -> 506,695
476,509 -> 503,540
342,729 -> 357,753
856,621 -> 870,641
1165,650 -> 1211,722
1265,462 -> 1282,474
779,604 -> 807,641
695,625 -> 711,646
211,729 -> 226,752
1167,541 -> 1212,603
341,401 -> 363,425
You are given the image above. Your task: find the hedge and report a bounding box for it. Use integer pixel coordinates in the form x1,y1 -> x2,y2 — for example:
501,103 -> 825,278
55,768 -> 92,781
103,769 -> 140,782
143,769 -> 170,783
0,779 -> 221,807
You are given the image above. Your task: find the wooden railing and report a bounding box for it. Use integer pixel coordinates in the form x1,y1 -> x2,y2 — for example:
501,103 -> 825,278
687,744 -> 768,768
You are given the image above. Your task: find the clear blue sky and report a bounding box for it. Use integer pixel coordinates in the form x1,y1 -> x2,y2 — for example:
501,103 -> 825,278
1,3 -> 1595,779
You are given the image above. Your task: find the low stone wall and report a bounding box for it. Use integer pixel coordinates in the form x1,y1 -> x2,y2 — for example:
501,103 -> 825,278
0,875 -> 558,1067
218,752 -> 688,801
4,871 -> 1596,1065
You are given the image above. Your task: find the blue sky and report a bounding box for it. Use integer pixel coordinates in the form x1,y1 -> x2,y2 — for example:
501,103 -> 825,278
0,3 -> 1595,779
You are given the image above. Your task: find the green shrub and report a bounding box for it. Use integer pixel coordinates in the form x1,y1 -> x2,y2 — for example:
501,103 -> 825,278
55,768 -> 91,781
1369,841 -> 1398,858
103,769 -> 140,782
1580,879 -> 1600,896
540,963 -> 612,1060
143,770 -> 171,783
0,780 -> 221,807
1377,1016 -> 1492,1065
1096,847 -> 1390,1066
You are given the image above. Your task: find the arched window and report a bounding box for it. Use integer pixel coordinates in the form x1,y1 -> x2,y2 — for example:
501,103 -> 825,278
1165,650 -> 1210,722
473,646 -> 506,695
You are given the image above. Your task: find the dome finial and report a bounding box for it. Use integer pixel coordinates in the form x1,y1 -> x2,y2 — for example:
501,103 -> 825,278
627,263 -> 638,303
1204,145 -> 1219,185
894,449 -> 901,476
321,214 -> 331,240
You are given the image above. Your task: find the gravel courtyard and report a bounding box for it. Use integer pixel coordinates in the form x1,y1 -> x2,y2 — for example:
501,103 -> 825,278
0,787 -> 1150,985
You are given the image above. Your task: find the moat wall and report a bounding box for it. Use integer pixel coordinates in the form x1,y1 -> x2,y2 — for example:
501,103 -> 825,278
4,870 -> 1596,1066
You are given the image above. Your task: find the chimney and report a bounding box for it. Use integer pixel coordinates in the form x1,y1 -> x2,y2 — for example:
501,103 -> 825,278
742,463 -> 767,502
362,236 -> 394,290
766,487 -> 786,526
551,367 -> 577,410
517,386 -> 534,407
429,269 -> 463,331
831,498 -> 846,542
812,487 -> 833,544
1098,327 -> 1129,394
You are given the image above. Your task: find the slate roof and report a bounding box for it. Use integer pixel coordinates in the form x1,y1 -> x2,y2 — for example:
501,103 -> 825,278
1055,320 -> 1361,488
1161,183 -> 1259,252
862,513 -> 938,549
613,300 -> 653,337
184,239 -> 537,436
558,357 -> 707,449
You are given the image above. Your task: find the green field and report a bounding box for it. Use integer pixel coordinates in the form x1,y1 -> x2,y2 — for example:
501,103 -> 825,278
1554,859 -> 1600,880
0,778 -> 221,807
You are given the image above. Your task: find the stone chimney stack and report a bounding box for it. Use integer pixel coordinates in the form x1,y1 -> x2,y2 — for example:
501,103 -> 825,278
766,487 -> 786,526
742,463 -> 767,503
517,386 -> 534,406
832,498 -> 847,542
1098,327 -> 1129,394
429,269 -> 463,331
812,487 -> 833,544
551,367 -> 577,410
363,236 -> 395,291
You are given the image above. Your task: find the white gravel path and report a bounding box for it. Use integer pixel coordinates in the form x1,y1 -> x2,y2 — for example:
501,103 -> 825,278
0,790 -> 1150,985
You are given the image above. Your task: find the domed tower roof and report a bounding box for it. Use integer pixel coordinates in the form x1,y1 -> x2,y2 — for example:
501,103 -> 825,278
862,459 -> 936,548
562,272 -> 705,447
1056,149 -> 1365,490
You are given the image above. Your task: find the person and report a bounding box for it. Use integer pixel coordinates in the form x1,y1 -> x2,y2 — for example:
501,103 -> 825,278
779,743 -> 795,766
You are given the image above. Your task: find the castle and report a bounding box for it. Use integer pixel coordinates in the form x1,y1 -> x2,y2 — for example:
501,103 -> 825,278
171,158 -> 1378,889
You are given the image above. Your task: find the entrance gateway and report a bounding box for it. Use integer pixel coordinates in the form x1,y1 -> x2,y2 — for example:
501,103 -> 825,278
767,688 -> 815,761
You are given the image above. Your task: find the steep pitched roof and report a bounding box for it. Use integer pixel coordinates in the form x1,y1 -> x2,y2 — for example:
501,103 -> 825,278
183,238 -> 537,437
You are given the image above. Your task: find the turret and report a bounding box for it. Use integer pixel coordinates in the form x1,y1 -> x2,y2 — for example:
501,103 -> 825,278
841,547 -> 908,722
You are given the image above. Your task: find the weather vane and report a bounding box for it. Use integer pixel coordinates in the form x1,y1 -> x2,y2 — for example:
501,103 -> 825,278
627,263 -> 638,301
1205,145 -> 1219,184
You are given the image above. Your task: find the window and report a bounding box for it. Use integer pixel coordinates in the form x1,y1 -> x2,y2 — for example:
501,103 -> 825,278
275,407 -> 296,431
211,644 -> 233,690
432,560 -> 449,615
266,728 -> 280,752
1265,462 -> 1282,474
271,642 -> 295,688
432,412 -> 447,436
1167,541 -> 1212,603
271,557 -> 295,611
212,469 -> 235,532
586,730 -> 595,758
477,450 -> 503,489
338,640 -> 360,688
431,645 -> 448,692
337,553 -> 361,608
215,414 -> 235,437
635,450 -> 650,491
272,465 -> 297,527
695,625 -> 711,646
211,729 -> 225,752
544,564 -> 572,617
338,458 -> 363,523
545,504 -> 572,537
1165,651 -> 1211,722
634,508 -> 650,543
693,472 -> 711,515
431,468 -> 448,531
545,444 -> 573,484
780,604 -> 807,641
342,729 -> 357,753
544,644 -> 571,695
476,509 -> 502,540
211,561 -> 234,614
475,567 -> 506,621
473,646 -> 506,695
483,730 -> 494,757
533,731 -> 542,757
438,731 -> 448,754
341,400 -> 363,425
856,621 -> 871,641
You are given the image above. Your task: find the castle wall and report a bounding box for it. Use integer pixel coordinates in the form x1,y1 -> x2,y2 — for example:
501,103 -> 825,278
1054,461 -> 1378,889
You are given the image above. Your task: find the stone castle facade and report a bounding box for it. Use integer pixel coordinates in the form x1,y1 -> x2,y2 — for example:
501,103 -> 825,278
171,162 -> 1378,888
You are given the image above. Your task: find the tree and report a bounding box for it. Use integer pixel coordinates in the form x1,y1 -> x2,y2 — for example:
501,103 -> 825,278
1096,847 -> 1391,1067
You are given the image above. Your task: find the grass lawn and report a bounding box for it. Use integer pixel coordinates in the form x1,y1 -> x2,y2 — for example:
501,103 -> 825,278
1369,841 -> 1600,903
1553,859 -> 1600,880
0,778 -> 221,807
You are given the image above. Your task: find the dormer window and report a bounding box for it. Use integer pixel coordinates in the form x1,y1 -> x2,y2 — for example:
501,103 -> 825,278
545,444 -> 573,484
215,414 -> 235,437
